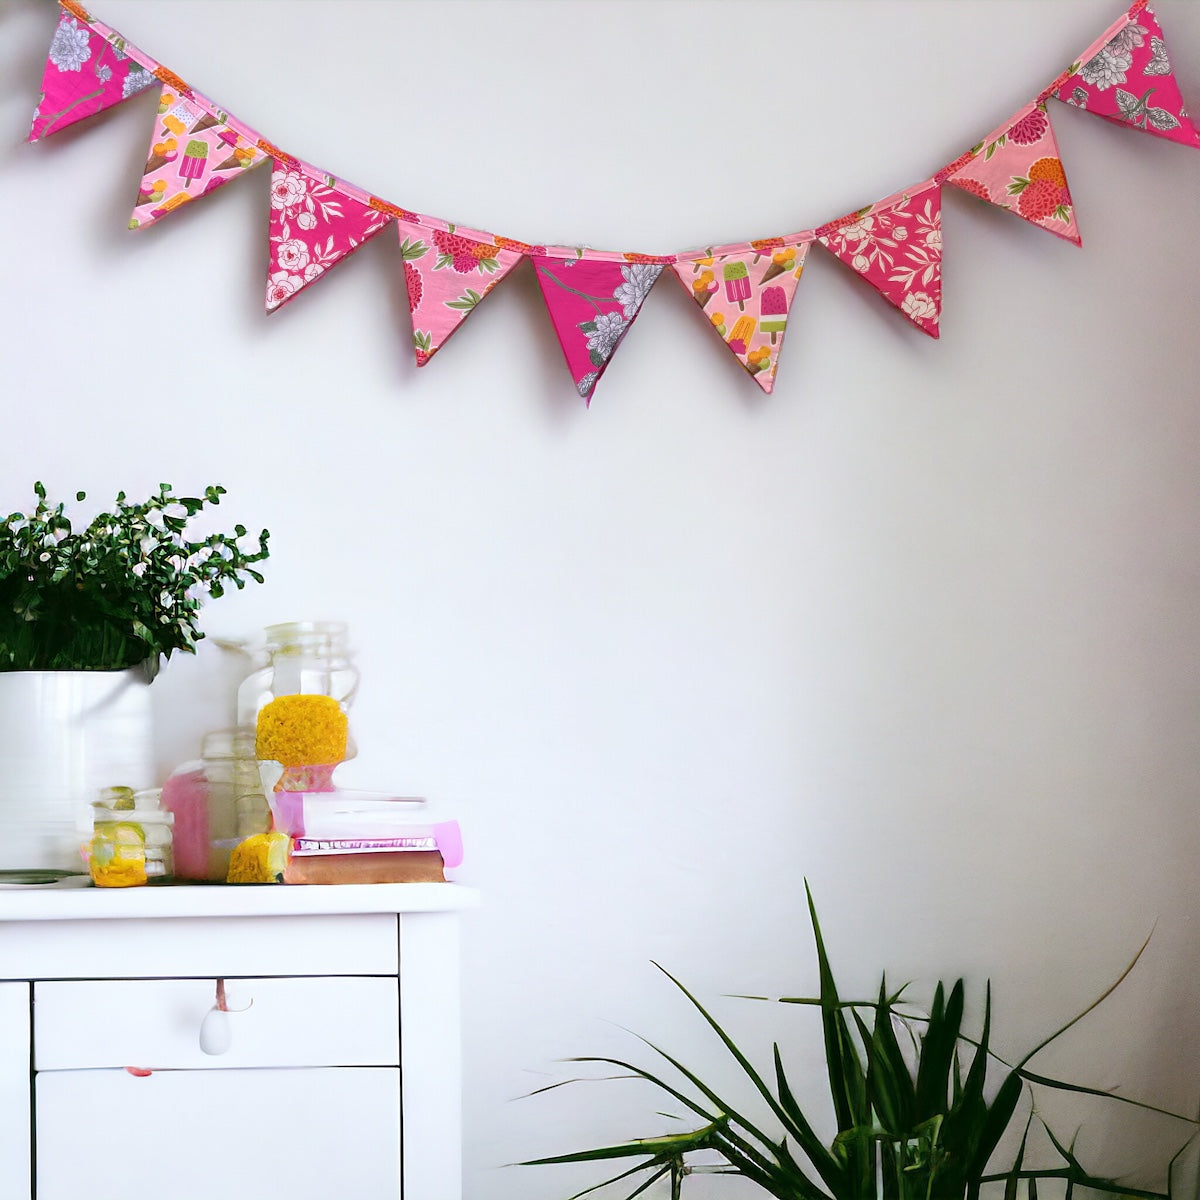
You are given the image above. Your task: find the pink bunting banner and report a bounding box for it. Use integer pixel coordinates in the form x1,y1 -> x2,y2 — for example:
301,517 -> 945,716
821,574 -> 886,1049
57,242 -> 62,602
21,0 -> 1200,401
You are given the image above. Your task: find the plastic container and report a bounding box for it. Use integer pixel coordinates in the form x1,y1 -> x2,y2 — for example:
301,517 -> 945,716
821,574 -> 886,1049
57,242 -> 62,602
162,730 -> 268,882
88,787 -> 174,887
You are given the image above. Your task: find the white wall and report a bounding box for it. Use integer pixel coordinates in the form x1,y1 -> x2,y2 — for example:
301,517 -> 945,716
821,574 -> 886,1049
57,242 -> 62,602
3,1 -> 1200,1195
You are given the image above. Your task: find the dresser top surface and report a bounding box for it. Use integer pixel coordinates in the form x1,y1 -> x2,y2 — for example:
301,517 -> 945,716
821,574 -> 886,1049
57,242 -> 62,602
0,880 -> 480,921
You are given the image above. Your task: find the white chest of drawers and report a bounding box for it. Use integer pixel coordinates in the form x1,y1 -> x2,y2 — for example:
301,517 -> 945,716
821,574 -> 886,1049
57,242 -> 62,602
0,883 -> 477,1200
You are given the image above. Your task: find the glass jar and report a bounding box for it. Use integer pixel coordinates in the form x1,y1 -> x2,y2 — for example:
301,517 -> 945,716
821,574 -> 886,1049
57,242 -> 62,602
88,787 -> 174,887
236,621 -> 359,729
162,730 -> 269,882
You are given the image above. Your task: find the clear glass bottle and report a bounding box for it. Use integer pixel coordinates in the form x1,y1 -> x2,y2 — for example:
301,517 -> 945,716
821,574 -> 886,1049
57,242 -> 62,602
162,730 -> 268,882
89,786 -> 174,887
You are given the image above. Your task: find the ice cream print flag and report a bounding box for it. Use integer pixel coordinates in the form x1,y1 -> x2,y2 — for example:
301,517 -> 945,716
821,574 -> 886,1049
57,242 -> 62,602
21,0 -> 1200,401
816,183 -> 944,339
942,102 -> 1081,246
1051,2 -> 1200,149
671,243 -> 810,393
28,7 -> 156,142
532,258 -> 663,404
130,86 -> 268,230
265,159 -> 395,314
395,220 -> 531,367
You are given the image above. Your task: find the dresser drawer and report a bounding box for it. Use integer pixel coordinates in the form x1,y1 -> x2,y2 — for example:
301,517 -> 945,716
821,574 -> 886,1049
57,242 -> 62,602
34,976 -> 399,1069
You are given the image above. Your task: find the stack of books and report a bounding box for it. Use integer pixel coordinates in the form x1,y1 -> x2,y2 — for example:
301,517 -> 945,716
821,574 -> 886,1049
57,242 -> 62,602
268,791 -> 462,885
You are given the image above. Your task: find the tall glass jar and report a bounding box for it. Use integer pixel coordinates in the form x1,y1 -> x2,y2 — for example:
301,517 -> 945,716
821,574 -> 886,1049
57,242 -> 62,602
236,622 -> 359,730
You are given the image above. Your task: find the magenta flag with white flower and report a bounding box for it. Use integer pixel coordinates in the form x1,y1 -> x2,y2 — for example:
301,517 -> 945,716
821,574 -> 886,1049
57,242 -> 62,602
943,102 -> 1081,246
130,86 -> 268,230
1052,1 -> 1200,150
816,182 -> 943,339
671,243 -> 810,394
29,8 -> 156,142
395,219 -> 530,366
531,257 -> 664,403
265,158 -> 395,313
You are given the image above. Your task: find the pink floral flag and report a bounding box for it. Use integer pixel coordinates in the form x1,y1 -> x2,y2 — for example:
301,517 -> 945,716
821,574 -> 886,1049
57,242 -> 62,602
129,86 -> 267,230
670,242 -> 809,393
1051,1 -> 1200,150
29,7 -> 157,142
816,182 -> 943,339
941,102 -> 1081,246
396,220 -> 532,366
265,158 -> 395,313
531,257 -> 664,403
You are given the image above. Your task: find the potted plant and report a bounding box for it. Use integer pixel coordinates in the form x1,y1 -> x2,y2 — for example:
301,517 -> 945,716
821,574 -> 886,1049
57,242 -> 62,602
0,482 -> 269,872
526,884 -> 1198,1199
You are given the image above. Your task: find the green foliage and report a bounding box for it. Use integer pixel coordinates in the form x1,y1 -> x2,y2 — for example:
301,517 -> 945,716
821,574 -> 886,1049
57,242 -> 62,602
0,482 -> 269,674
526,884 -> 1197,1200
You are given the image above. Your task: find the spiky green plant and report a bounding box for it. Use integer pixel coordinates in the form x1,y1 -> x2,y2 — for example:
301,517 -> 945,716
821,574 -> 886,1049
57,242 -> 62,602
526,884 -> 1197,1199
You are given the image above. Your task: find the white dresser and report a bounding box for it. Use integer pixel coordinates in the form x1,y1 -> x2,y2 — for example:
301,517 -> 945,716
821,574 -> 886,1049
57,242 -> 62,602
0,882 -> 478,1200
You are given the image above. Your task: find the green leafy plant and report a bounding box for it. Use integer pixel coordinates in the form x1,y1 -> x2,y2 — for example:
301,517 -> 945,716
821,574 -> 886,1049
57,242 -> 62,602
527,884 -> 1197,1200
0,482 -> 269,674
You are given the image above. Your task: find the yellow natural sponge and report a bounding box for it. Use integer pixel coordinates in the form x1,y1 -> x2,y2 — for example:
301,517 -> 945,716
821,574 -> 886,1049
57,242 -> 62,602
226,832 -> 290,884
255,694 -> 348,766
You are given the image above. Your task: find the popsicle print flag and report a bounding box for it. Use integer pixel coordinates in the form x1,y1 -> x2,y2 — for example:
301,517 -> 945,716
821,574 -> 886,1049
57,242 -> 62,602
265,159 -> 395,313
672,241 -> 810,393
942,102 -> 1081,246
1051,2 -> 1200,150
130,87 -> 267,230
395,220 -> 531,366
532,257 -> 663,403
29,6 -> 156,142
817,182 -> 943,338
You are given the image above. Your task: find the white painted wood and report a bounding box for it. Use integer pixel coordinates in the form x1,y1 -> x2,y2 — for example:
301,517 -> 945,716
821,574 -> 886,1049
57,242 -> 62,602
399,912 -> 462,1200
34,976 -> 399,1069
0,983 -> 30,1199
0,882 -> 479,922
0,914 -> 399,979
36,1066 -> 402,1200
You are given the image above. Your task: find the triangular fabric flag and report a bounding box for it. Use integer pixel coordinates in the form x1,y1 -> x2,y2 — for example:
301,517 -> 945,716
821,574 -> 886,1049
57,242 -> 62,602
29,7 -> 158,142
531,256 -> 663,403
671,243 -> 809,393
129,86 -> 267,230
816,182 -> 943,338
265,159 -> 395,313
396,220 -> 531,366
1051,1 -> 1200,150
941,101 -> 1081,246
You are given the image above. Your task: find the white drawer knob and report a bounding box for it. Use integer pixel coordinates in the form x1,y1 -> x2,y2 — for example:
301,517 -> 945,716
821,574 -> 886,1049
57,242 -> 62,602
199,979 -> 252,1056
199,1007 -> 232,1056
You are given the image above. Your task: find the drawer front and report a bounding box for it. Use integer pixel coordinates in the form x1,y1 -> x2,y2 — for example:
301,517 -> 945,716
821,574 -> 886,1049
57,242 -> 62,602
37,1066 -> 401,1200
35,976 -> 399,1069
0,913 -> 399,979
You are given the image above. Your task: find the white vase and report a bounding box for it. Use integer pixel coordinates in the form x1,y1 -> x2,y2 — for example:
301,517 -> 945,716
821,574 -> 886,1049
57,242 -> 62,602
0,669 -> 155,872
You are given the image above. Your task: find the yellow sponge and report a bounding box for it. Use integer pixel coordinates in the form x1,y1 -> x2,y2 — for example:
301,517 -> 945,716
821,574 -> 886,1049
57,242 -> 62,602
226,832 -> 290,884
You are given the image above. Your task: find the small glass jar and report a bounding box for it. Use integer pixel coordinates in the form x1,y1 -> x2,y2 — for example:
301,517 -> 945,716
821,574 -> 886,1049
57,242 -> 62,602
162,730 -> 268,882
89,787 -> 174,887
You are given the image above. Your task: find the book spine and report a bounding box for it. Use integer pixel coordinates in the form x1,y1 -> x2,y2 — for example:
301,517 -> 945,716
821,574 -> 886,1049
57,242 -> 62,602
291,836 -> 438,855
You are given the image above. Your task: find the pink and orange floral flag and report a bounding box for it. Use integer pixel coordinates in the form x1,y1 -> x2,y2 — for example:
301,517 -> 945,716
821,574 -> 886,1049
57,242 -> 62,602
671,242 -> 809,392
396,220 -> 532,366
265,159 -> 395,313
129,86 -> 267,229
531,257 -> 663,403
816,182 -> 943,338
29,6 -> 157,142
1051,1 -> 1200,150
942,102 -> 1081,246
